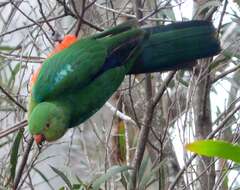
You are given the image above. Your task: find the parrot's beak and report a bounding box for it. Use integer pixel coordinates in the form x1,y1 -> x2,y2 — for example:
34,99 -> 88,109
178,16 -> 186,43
34,134 -> 44,144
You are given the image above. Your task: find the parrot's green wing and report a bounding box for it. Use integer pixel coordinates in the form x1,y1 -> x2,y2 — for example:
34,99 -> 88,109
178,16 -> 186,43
32,38 -> 107,102
32,21 -> 143,104
64,42 -> 143,126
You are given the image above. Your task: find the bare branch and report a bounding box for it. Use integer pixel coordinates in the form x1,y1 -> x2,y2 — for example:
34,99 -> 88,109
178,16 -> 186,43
13,137 -> 34,190
0,120 -> 27,139
37,0 -> 56,35
0,86 -> 27,112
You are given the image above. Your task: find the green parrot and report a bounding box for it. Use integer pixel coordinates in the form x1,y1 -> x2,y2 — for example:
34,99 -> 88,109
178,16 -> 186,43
28,20 -> 220,144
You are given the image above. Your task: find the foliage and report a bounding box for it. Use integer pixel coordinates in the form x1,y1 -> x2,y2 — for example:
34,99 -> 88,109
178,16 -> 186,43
52,159 -> 164,190
186,140 -> 240,163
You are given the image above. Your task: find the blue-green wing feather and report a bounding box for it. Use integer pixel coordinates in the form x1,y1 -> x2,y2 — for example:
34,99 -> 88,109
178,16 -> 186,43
32,38 -> 107,102
32,25 -> 143,103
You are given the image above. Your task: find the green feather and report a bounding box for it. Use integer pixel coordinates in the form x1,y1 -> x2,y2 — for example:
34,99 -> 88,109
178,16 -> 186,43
129,22 -> 220,73
33,38 -> 107,102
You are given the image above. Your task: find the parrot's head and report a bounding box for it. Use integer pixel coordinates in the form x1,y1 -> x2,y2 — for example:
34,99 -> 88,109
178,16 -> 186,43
28,102 -> 69,144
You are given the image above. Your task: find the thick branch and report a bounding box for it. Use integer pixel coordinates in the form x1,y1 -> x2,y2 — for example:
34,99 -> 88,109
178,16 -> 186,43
131,71 -> 176,188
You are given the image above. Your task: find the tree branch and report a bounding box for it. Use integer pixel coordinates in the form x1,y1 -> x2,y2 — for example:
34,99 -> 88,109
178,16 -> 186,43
0,86 -> 27,112
0,120 -> 27,139
13,137 -> 34,190
131,71 -> 176,188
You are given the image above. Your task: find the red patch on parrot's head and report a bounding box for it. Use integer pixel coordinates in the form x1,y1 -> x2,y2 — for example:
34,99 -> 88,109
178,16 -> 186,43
48,34 -> 77,57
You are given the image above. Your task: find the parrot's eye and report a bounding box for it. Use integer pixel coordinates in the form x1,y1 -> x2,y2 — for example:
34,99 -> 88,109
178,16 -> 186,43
46,123 -> 50,129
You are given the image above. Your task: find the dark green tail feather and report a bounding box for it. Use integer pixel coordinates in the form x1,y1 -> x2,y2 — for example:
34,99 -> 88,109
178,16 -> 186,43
128,21 -> 221,74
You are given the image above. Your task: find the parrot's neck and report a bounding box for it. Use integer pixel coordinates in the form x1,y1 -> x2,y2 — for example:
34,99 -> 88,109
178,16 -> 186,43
50,99 -> 73,127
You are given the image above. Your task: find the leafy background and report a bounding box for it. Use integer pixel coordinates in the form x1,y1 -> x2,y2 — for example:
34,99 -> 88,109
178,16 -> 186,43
0,0 -> 240,189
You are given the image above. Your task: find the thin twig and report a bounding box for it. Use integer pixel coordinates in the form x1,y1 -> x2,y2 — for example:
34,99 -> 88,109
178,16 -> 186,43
105,101 -> 136,125
0,120 -> 27,139
217,0 -> 228,36
152,71 -> 176,108
0,86 -> 27,112
0,1 -> 10,7
72,0 -> 86,36
93,1 -> 174,22
131,71 -> 176,188
212,64 -> 240,84
138,0 -> 172,23
0,14 -> 65,38
56,0 -> 104,32
10,0 -> 54,46
128,75 -> 142,128
37,0 -> 56,35
13,137 -> 34,190
0,52 -> 44,63
17,147 -> 42,190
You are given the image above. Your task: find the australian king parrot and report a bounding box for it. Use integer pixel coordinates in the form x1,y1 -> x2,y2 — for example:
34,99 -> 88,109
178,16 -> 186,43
28,20 -> 221,144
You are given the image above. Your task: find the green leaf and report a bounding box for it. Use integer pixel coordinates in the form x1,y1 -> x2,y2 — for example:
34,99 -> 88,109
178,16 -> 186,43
118,121 -> 126,161
0,46 -> 17,51
139,159 -> 165,190
50,166 -> 73,190
75,175 -> 88,189
186,140 -> 240,163
120,172 -> 129,189
73,184 -> 82,189
10,130 -> 23,182
138,156 -> 150,183
92,165 -> 132,190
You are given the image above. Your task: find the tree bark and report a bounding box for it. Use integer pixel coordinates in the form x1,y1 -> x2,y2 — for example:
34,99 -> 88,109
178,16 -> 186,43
192,59 -> 215,189
191,1 -> 217,189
